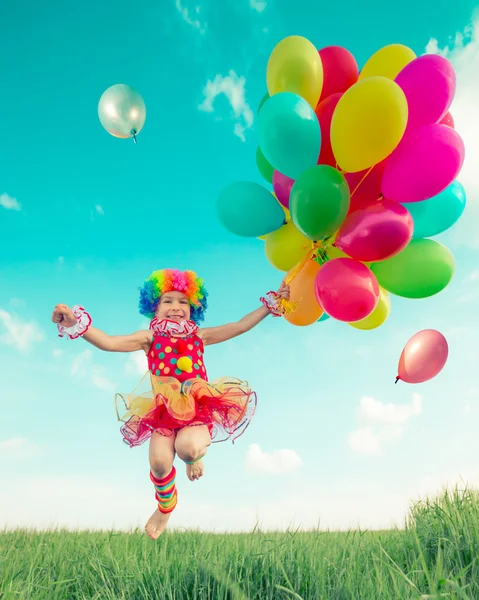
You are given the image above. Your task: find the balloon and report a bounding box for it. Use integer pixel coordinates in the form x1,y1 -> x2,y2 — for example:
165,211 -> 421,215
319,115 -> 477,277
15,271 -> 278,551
397,329 -> 448,384
315,93 -> 342,167
335,199 -> 413,262
265,221 -> 311,271
395,54 -> 456,130
258,92 -> 269,114
318,312 -> 330,322
349,287 -> 390,330
359,44 -> 416,81
371,238 -> 455,298
381,124 -> 465,203
258,93 -> 321,180
331,77 -> 408,172
256,147 -> 274,183
406,181 -> 466,239
98,84 -> 146,140
272,171 -> 295,209
314,258 -> 379,322
290,166 -> 350,241
318,46 -> 359,102
217,182 -> 285,237
284,260 -> 324,326
345,161 -> 385,214
439,111 -> 455,128
267,36 -> 324,108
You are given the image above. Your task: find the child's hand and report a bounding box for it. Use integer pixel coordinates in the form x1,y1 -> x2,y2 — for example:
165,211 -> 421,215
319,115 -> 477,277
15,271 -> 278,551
52,304 -> 77,328
276,281 -> 290,301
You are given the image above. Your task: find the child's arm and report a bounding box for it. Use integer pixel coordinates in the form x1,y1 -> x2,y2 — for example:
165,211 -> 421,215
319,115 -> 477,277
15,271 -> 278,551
198,282 -> 290,346
199,306 -> 270,346
52,304 -> 152,353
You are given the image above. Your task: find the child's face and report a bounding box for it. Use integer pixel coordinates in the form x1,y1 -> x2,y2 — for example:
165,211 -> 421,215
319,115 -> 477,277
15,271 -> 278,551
156,291 -> 191,322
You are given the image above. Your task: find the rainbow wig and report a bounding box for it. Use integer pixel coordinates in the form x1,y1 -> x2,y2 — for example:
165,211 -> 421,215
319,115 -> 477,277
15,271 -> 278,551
138,269 -> 208,324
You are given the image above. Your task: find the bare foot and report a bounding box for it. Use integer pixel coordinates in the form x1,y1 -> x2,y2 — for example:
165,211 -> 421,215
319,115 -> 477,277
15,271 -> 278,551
186,460 -> 204,482
145,508 -> 171,540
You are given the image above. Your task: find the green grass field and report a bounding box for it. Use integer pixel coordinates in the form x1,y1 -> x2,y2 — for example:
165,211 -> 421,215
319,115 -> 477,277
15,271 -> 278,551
1,487 -> 478,599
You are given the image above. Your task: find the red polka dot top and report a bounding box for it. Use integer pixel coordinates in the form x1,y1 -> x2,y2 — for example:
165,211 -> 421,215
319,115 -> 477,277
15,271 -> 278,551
147,318 -> 208,383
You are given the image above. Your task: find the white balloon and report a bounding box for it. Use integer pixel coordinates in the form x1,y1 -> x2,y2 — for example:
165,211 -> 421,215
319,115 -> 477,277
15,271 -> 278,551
98,84 -> 146,140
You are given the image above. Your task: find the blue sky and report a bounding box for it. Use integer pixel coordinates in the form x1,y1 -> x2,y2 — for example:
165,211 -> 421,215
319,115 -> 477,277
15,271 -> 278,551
1,0 -> 479,532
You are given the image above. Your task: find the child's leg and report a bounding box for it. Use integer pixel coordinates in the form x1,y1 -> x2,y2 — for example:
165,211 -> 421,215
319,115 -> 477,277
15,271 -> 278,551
175,425 -> 211,482
145,431 -> 177,541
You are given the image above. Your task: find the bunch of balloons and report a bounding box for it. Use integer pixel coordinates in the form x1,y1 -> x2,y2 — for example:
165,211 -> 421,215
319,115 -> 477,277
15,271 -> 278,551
217,36 -> 466,330
98,84 -> 146,143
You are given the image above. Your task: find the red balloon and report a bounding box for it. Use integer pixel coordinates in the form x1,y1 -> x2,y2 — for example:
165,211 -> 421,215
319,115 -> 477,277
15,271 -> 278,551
335,199 -> 413,262
314,258 -> 379,322
344,161 -> 385,214
315,93 -> 342,167
318,46 -> 359,103
439,111 -> 455,128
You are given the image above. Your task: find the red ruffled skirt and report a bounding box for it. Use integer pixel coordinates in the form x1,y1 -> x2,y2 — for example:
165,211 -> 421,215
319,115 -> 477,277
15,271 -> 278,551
115,372 -> 257,447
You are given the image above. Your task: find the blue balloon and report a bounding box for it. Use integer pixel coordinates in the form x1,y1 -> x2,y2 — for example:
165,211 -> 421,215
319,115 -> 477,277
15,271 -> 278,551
216,181 -> 285,237
404,181 -> 466,239
258,92 -> 321,180
318,312 -> 330,322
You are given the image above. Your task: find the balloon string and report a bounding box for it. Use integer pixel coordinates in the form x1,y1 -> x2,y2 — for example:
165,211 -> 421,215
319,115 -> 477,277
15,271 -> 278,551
131,129 -> 138,144
335,163 -> 374,198
279,242 -> 321,314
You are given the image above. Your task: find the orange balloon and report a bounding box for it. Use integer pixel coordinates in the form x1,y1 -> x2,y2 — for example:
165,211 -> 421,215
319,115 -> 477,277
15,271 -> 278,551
284,259 -> 324,326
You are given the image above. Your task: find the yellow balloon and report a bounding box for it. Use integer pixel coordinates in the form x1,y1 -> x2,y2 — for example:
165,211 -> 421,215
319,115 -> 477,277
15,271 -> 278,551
349,287 -> 390,330
331,76 -> 408,173
284,259 -> 323,326
359,44 -> 416,81
265,222 -> 311,271
266,36 -> 324,108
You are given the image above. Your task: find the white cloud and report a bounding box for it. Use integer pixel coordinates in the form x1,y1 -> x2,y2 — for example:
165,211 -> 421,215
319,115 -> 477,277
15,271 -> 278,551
425,17 -> 479,247
95,204 -> 104,215
245,443 -> 303,475
52,348 -> 63,358
0,193 -> 21,211
199,70 -> 254,141
348,394 -> 422,456
70,349 -> 117,392
0,309 -> 44,352
125,350 -> 148,375
250,0 -> 267,12
175,0 -> 206,34
0,438 -> 40,461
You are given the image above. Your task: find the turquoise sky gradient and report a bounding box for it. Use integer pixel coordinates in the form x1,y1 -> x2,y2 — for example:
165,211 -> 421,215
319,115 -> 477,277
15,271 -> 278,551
1,0 -> 479,531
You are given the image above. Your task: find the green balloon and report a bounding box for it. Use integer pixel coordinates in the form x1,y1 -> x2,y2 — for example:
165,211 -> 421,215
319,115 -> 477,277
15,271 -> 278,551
371,238 -> 455,298
290,165 -> 350,241
258,92 -> 269,114
256,146 -> 274,184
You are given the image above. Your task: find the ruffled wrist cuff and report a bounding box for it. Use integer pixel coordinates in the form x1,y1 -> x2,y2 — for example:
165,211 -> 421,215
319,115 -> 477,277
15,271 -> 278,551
260,292 -> 284,317
57,305 -> 92,339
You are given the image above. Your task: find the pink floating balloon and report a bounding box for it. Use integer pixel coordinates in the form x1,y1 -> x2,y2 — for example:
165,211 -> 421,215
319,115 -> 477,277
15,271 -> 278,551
272,170 -> 295,208
335,199 -> 413,262
396,329 -> 448,384
395,54 -> 456,131
314,257 -> 379,322
381,124 -> 465,203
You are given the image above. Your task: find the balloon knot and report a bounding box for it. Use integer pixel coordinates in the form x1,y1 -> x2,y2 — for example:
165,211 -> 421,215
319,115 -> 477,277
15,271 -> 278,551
395,376 -> 400,384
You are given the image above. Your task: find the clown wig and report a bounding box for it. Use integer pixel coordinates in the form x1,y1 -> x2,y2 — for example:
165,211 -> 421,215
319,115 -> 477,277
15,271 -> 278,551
138,269 -> 208,323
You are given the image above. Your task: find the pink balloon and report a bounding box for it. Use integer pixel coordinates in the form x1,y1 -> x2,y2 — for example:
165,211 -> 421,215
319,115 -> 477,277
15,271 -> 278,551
382,124 -> 465,203
335,199 -> 413,262
395,54 -> 456,131
272,170 -> 295,208
314,258 -> 379,322
396,329 -> 448,384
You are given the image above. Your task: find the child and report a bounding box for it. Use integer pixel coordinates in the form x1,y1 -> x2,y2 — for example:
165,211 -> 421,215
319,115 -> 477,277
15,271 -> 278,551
52,268 -> 290,540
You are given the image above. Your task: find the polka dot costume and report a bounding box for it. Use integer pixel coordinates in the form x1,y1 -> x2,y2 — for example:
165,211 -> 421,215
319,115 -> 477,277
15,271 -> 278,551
148,334 -> 208,383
